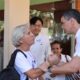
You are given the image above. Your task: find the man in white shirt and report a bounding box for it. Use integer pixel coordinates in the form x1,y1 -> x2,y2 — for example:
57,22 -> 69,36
50,9 -> 80,77
30,16 -> 51,66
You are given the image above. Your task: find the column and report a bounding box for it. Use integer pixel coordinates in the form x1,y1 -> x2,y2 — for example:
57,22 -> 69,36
4,0 -> 29,67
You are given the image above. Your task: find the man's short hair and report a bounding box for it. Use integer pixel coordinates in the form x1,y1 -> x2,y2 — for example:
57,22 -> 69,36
62,9 -> 80,23
30,16 -> 43,25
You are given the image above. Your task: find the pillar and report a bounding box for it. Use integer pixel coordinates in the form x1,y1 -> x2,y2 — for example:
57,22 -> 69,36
4,0 -> 29,67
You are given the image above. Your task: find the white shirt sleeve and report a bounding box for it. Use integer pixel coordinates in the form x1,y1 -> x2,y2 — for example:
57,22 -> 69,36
74,28 -> 80,57
15,52 -> 32,73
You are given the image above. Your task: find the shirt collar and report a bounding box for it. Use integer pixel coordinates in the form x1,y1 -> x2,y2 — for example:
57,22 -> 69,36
75,28 -> 80,38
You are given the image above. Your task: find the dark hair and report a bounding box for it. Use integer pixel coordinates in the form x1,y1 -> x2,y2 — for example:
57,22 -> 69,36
50,40 -> 62,48
30,16 -> 43,25
62,9 -> 80,23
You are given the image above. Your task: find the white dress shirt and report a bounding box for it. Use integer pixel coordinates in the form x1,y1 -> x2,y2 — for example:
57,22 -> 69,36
30,34 -> 51,66
74,28 -> 80,56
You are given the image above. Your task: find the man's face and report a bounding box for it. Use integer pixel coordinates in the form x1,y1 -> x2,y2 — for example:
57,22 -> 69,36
30,20 -> 42,36
61,16 -> 73,34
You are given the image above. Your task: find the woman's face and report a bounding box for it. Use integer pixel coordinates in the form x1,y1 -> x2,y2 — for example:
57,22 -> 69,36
51,43 -> 62,56
22,30 -> 35,46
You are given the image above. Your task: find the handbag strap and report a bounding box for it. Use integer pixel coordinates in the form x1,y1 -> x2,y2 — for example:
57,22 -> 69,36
65,55 -> 69,62
7,49 -> 27,67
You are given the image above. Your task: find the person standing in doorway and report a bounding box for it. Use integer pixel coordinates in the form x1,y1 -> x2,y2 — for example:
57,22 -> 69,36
30,17 -> 51,66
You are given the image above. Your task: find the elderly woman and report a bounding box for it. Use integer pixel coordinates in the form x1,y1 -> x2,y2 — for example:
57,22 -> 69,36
12,23 -> 59,80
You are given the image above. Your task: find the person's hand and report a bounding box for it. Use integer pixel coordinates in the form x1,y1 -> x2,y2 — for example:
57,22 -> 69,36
38,61 -> 50,72
50,73 -> 56,77
47,54 -> 60,66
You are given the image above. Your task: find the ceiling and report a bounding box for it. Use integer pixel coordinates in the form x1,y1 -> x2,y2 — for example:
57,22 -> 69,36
0,0 -> 68,21
0,0 -> 63,20
30,0 -> 71,12
0,0 -> 62,10
30,0 -> 71,22
30,0 -> 63,5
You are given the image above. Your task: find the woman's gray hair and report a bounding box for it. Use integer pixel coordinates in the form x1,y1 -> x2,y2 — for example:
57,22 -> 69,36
12,23 -> 29,47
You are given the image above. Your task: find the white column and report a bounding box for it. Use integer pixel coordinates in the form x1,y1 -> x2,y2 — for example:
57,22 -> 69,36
4,0 -> 29,68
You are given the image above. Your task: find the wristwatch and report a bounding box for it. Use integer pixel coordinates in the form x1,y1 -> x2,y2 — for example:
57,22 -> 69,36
48,66 -> 51,72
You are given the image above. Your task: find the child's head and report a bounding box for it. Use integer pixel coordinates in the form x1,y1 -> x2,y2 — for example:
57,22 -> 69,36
50,40 -> 62,56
